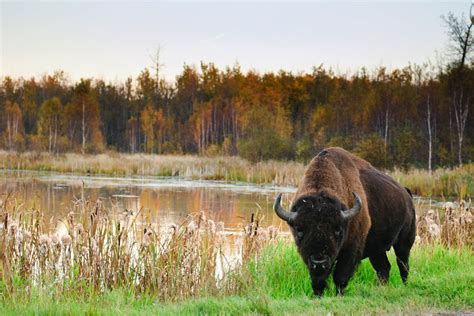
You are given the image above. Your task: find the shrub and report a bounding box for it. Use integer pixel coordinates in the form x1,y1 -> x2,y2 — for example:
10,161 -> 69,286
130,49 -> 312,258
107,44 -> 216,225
355,134 -> 391,169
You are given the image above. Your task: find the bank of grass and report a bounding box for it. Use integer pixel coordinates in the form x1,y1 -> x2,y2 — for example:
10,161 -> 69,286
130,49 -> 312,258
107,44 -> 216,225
1,150 -> 473,197
391,164 -> 474,199
1,243 -> 472,315
0,151 -> 305,186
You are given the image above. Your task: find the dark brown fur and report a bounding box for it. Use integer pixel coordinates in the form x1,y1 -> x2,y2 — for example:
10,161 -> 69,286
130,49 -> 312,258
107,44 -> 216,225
286,147 -> 416,296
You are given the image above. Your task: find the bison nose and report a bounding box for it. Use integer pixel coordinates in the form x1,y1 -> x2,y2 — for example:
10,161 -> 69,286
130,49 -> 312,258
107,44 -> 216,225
309,255 -> 330,270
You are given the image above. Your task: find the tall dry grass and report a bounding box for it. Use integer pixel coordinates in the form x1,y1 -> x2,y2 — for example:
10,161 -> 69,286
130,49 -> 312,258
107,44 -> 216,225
0,194 -> 276,302
416,199 -> 473,250
0,151 -> 305,186
391,165 -> 474,198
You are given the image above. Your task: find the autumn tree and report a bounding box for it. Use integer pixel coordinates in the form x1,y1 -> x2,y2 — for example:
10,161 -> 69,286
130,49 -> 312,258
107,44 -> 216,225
69,79 -> 104,153
238,99 -> 293,162
140,102 -> 156,153
21,78 -> 38,135
2,101 -> 24,150
38,97 -> 62,153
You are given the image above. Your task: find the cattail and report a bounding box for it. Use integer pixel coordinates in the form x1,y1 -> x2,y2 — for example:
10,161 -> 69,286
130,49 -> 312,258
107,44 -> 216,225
142,234 -> 151,247
267,225 -> 279,239
207,219 -> 216,234
81,246 -> 88,256
61,234 -> 72,246
76,224 -> 84,235
216,221 -> 225,233
39,234 -> 50,245
199,211 -> 206,224
426,209 -> 438,221
90,238 -> 98,251
51,234 -> 60,246
459,210 -> 472,225
187,220 -> 197,235
9,223 -> 18,236
169,223 -> 178,234
23,230 -> 32,241
445,202 -> 455,210
428,223 -> 441,240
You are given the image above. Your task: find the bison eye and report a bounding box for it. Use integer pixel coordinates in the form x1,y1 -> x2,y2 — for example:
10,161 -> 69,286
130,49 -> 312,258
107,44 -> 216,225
294,226 -> 304,240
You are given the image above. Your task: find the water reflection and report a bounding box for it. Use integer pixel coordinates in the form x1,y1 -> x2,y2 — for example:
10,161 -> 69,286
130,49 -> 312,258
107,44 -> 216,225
0,170 -> 296,231
0,170 -> 440,234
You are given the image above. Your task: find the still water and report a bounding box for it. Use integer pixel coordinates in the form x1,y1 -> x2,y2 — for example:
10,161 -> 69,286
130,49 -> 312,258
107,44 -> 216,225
0,170 -> 297,232
0,170 -> 442,234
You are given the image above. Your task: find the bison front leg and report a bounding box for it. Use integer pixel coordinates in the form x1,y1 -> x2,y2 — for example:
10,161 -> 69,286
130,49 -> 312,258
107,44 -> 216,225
332,250 -> 360,296
311,278 -> 327,297
369,252 -> 391,284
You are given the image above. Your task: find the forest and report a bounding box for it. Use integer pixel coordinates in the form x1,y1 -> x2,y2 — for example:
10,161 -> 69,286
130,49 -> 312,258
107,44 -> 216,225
1,61 -> 473,169
0,15 -> 473,171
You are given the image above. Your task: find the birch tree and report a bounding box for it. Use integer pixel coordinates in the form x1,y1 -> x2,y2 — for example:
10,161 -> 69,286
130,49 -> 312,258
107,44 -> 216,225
38,97 -> 62,153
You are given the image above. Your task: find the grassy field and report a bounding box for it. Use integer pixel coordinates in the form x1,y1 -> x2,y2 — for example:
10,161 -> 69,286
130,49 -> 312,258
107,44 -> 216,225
1,150 -> 473,197
1,243 -> 473,315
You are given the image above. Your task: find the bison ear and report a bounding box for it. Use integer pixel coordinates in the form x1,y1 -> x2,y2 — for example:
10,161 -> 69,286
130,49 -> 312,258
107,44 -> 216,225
340,192 -> 362,221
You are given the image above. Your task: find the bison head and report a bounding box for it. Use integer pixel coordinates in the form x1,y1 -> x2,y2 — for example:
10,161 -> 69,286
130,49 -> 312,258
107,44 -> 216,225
274,191 -> 362,295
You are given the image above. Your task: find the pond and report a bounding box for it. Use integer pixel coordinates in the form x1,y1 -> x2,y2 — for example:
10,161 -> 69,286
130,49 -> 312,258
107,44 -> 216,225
0,170 -> 444,234
0,170 -> 297,232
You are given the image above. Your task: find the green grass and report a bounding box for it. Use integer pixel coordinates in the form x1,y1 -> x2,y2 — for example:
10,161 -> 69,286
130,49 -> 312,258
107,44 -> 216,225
1,243 -> 472,315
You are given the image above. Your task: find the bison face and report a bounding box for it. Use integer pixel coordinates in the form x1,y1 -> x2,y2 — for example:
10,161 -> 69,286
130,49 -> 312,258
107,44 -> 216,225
274,192 -> 362,294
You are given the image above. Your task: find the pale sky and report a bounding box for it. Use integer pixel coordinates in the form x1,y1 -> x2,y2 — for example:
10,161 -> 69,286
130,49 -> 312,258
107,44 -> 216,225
1,1 -> 472,82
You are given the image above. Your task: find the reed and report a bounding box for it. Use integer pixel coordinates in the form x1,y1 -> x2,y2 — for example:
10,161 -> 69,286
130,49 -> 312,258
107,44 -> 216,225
0,195 -> 277,303
0,151 -> 305,186
416,199 -> 473,249
391,164 -> 474,198
0,193 -> 472,302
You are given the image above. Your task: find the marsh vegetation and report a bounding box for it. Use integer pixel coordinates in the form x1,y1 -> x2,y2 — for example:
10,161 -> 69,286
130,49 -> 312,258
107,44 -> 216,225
0,192 -> 472,315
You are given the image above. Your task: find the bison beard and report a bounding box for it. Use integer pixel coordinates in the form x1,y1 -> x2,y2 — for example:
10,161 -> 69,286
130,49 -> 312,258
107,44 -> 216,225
274,147 -> 416,297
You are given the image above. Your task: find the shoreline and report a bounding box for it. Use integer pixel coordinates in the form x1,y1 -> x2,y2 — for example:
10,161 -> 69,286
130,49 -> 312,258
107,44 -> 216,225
0,151 -> 472,198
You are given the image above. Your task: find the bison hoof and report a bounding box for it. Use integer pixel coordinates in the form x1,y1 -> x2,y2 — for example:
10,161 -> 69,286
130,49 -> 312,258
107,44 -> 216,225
336,287 -> 345,296
313,289 -> 324,297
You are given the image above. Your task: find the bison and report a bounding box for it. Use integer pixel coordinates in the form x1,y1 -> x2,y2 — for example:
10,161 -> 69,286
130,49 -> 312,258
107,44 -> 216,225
274,147 -> 416,296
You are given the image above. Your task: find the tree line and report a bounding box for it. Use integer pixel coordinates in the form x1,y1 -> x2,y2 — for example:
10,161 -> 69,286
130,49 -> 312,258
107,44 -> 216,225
0,12 -> 472,170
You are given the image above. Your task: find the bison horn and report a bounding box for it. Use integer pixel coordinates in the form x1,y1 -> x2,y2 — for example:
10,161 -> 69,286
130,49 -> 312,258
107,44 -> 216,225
274,193 -> 296,224
341,192 -> 362,220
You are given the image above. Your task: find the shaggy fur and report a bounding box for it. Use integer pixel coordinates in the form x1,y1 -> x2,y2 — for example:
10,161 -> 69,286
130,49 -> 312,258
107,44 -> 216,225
284,147 -> 416,296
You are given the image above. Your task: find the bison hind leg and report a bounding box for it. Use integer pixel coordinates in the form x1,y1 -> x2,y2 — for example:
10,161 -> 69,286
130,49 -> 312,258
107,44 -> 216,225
369,252 -> 391,284
394,220 -> 416,283
393,244 -> 411,283
394,247 -> 410,283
